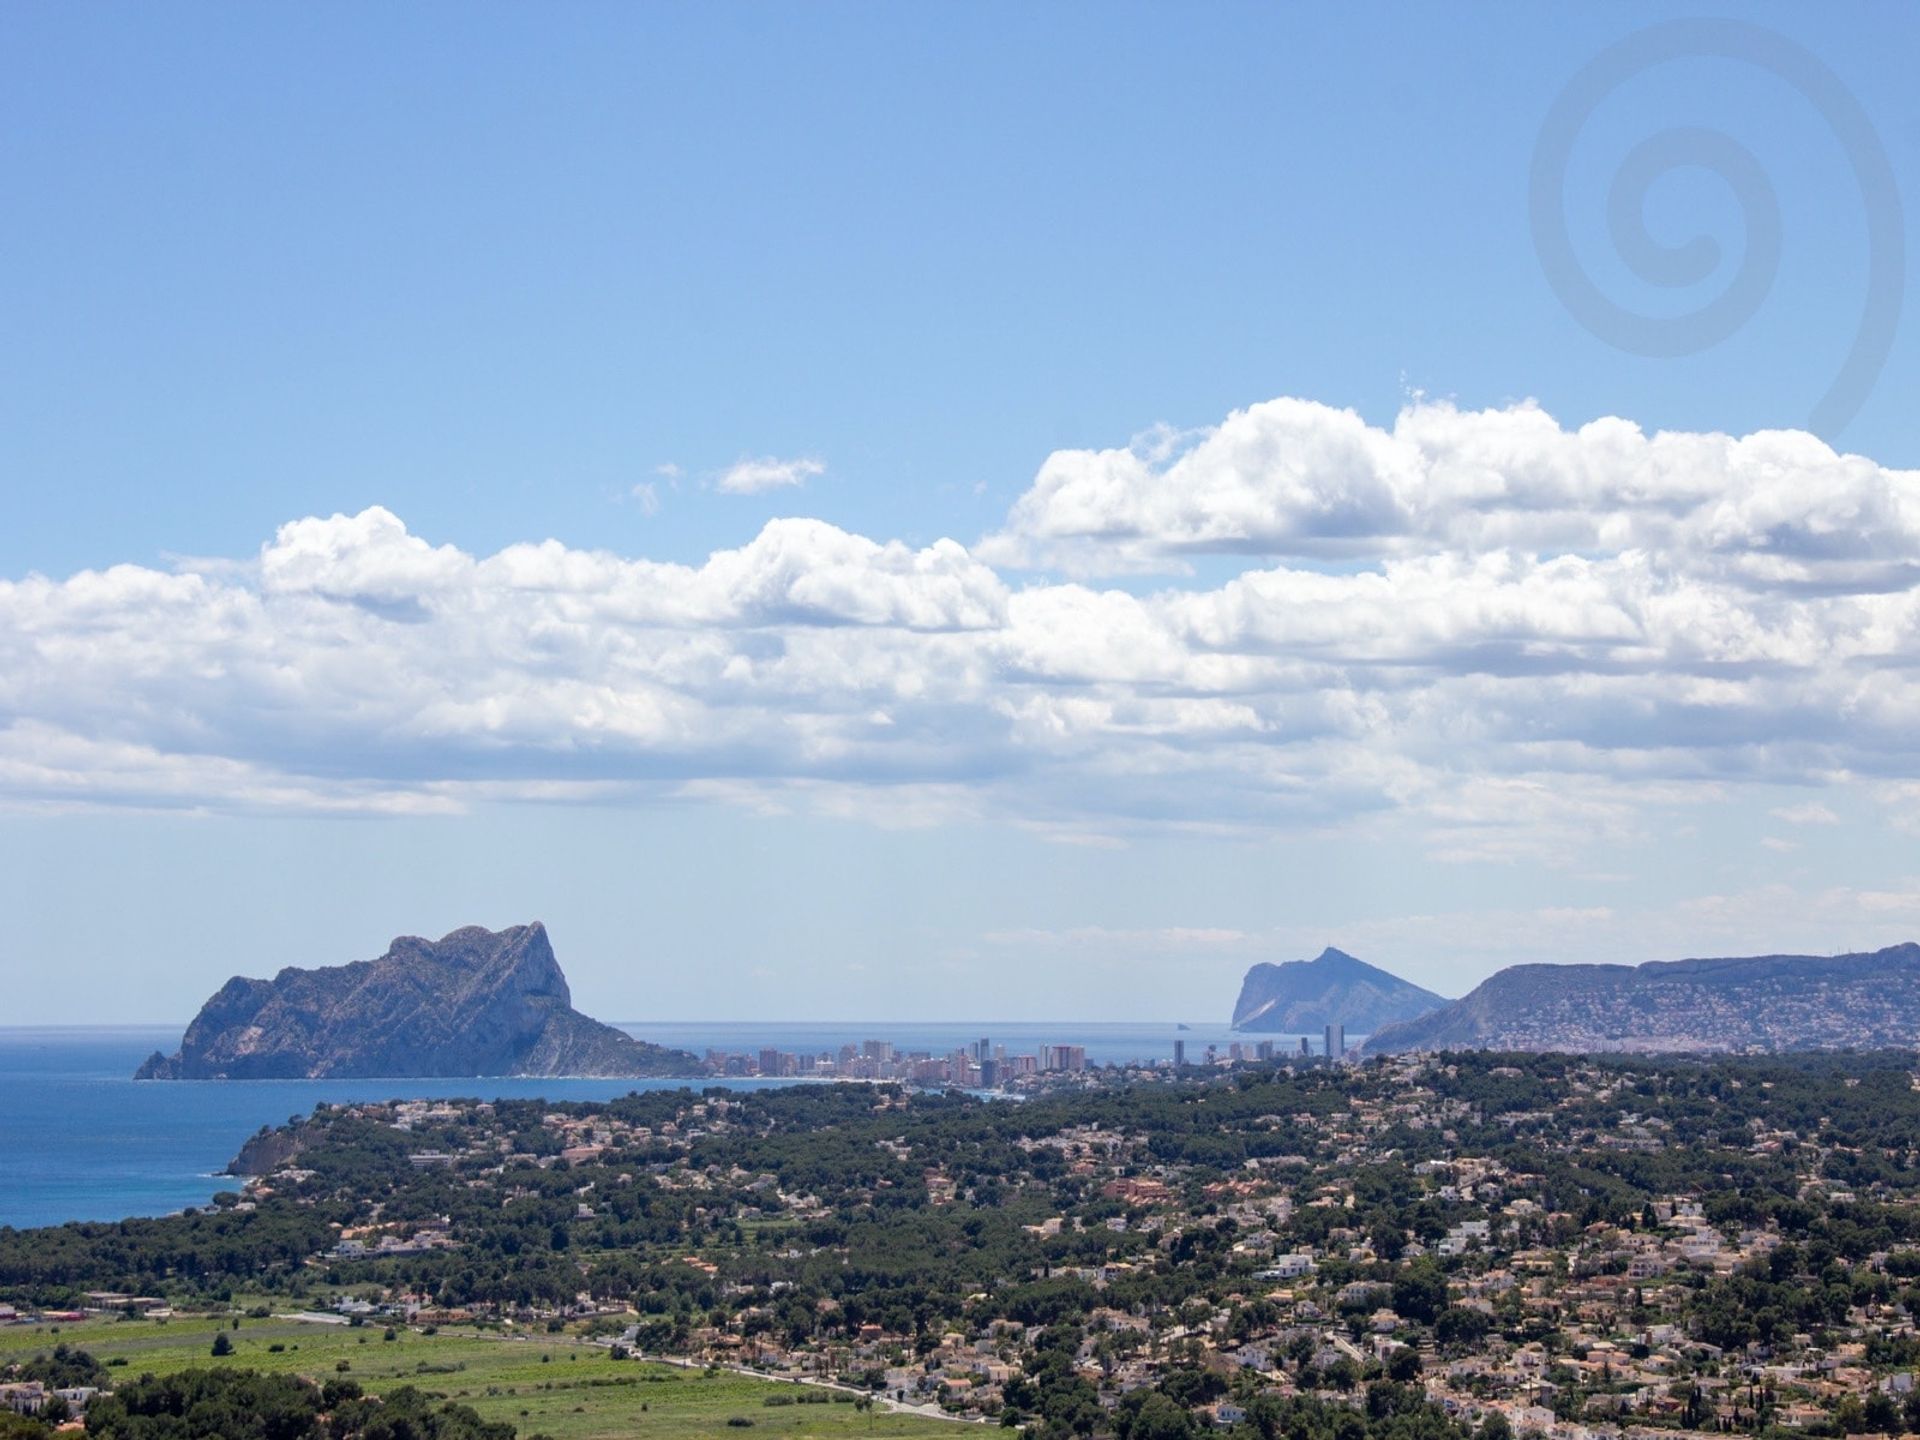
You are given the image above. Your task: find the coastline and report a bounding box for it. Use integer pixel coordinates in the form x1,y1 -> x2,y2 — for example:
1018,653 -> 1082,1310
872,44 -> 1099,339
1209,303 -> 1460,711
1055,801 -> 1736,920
1,1020 -> 1263,1230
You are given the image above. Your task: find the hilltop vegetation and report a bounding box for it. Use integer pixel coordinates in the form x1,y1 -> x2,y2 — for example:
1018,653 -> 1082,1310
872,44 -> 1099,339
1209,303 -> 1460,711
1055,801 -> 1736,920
1364,943 -> 1920,1054
7,1051 -> 1920,1440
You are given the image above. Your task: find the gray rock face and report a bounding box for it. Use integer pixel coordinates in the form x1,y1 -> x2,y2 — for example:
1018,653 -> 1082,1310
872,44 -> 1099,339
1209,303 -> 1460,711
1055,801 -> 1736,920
1231,947 -> 1447,1034
226,1126 -> 309,1177
136,923 -> 700,1079
1362,942 -> 1920,1055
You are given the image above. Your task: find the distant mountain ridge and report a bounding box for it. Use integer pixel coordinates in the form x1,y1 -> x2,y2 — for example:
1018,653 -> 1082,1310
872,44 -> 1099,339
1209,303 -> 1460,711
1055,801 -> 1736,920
136,922 -> 701,1079
1363,942 -> 1920,1055
1231,947 -> 1447,1033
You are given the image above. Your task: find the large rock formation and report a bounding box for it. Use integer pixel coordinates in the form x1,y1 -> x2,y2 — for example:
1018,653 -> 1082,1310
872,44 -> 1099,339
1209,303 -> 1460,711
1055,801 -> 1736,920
1363,942 -> 1920,1055
136,922 -> 700,1079
1231,947 -> 1447,1034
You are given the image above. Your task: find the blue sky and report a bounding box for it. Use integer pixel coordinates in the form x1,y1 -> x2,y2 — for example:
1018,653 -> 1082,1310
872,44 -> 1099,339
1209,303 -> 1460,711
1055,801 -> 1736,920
4,3 -> 1920,1024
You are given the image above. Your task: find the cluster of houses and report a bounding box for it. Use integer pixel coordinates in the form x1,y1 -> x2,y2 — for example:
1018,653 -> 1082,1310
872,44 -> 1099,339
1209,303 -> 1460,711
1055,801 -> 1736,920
633,1172 -> 1920,1439
13,1055 -> 1917,1440
0,1381 -> 101,1422
551,1058 -> 1920,1438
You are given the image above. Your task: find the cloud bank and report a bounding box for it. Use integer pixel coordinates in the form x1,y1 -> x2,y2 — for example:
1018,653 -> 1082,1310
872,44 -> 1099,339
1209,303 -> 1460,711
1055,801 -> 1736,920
5,396 -> 1918,859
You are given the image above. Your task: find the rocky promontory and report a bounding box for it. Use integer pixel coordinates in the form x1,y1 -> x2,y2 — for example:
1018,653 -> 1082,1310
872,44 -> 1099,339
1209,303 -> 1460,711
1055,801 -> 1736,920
1231,947 -> 1446,1034
137,922 -> 700,1080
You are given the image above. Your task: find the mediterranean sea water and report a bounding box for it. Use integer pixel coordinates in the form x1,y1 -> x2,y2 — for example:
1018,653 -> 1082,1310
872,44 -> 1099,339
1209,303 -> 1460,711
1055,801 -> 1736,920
0,1019 -> 1271,1230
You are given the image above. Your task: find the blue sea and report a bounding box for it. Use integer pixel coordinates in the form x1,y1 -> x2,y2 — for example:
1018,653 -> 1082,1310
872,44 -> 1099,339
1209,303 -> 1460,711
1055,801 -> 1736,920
0,1020 -> 1270,1230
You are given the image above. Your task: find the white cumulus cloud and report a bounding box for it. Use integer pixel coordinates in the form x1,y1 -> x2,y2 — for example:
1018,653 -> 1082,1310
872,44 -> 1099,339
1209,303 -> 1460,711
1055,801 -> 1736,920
981,396 -> 1920,590
715,455 -> 826,494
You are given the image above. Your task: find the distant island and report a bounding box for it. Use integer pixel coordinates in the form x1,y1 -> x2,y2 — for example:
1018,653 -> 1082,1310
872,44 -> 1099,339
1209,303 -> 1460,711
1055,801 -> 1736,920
1363,941 -> 1920,1054
1230,946 -> 1447,1034
135,922 -> 702,1079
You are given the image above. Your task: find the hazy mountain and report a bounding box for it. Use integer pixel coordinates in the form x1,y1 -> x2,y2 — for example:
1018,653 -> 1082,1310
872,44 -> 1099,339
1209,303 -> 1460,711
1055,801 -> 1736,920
1363,942 -> 1920,1055
1231,947 -> 1447,1033
135,922 -> 700,1079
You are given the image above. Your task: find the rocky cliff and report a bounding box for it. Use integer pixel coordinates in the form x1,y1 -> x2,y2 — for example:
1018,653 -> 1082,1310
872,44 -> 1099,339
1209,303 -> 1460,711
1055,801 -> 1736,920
1362,942 -> 1920,1055
136,922 -> 701,1079
226,1125 -> 310,1177
1231,947 -> 1447,1033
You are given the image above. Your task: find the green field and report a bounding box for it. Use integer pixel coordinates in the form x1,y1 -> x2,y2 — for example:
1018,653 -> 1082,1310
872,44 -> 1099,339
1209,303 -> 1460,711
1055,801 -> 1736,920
0,1317 -> 964,1440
